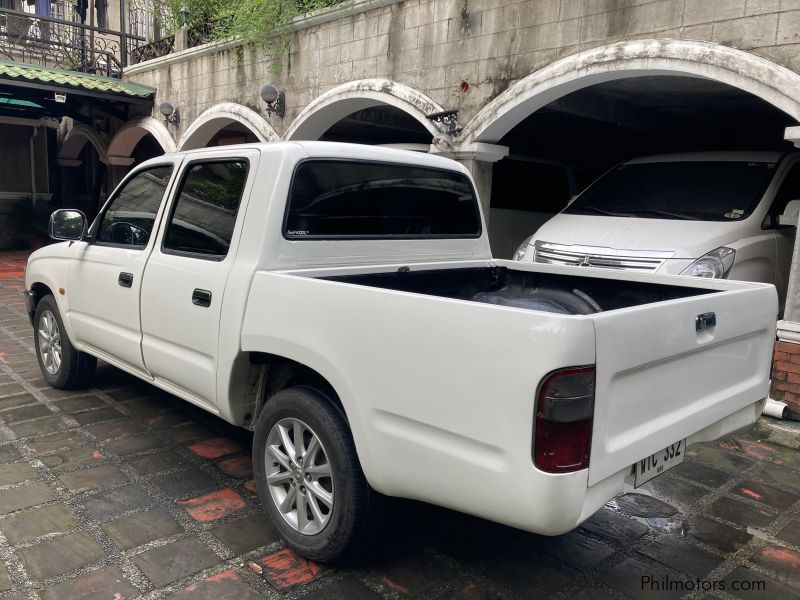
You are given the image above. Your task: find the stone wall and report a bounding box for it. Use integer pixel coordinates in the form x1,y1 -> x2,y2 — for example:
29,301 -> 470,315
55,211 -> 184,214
123,0 -> 800,140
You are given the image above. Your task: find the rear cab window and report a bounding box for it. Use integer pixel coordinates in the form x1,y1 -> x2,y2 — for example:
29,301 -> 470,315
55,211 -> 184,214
284,160 -> 481,239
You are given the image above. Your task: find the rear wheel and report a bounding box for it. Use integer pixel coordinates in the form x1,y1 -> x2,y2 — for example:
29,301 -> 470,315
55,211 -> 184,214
34,295 -> 96,389
252,386 -> 372,562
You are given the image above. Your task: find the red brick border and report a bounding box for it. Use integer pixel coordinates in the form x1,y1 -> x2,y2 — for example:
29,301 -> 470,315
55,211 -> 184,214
771,340 -> 800,420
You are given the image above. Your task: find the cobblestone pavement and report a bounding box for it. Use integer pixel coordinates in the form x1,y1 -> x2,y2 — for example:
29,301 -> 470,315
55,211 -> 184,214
1,250 -> 800,599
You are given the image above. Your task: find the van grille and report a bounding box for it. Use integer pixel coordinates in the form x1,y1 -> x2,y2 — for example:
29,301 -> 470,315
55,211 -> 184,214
533,242 -> 673,273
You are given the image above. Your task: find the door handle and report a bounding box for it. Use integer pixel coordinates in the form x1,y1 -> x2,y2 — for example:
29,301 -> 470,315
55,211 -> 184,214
118,272 -> 133,288
192,288 -> 212,307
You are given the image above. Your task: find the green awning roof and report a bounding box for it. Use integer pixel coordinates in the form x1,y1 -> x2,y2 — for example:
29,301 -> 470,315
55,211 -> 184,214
0,96 -> 41,108
0,60 -> 155,99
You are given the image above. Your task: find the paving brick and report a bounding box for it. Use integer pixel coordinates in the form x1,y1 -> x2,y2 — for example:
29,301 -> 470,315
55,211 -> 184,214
102,508 -> 182,550
210,513 -> 279,554
187,437 -> 244,459
304,574 -> 382,599
152,469 -> 218,499
161,424 -> 217,443
687,516 -> 752,553
133,537 -> 220,587
244,479 -> 257,494
84,420 -> 146,440
777,521 -> 800,547
0,462 -> 38,486
58,464 -> 129,493
602,557 -> 682,600
752,462 -> 800,491
166,569 -> 263,600
707,496 -> 779,529
103,433 -> 163,455
18,531 -> 104,580
40,566 -> 140,600
146,412 -> 192,428
610,493 -> 677,518
750,546 -> 800,592
0,403 -> 52,423
692,448 -> 755,473
642,476 -> 709,511
128,451 -> 188,475
42,446 -> 105,471
79,485 -> 155,521
0,444 -> 21,462
216,455 -> 253,479
486,550 -> 573,598
250,548 -> 334,591
0,503 -> 78,544
569,588 -> 617,600
121,397 -> 169,417
0,563 -> 10,591
72,407 -> 125,426
52,395 -> 109,414
639,536 -> 722,577
723,565 -> 798,599
538,531 -> 615,571
580,508 -> 649,543
0,392 -> 36,408
0,481 -> 56,513
0,383 -> 26,397
732,479 -> 798,510
9,417 -> 63,437
25,431 -> 87,454
672,461 -> 732,487
178,488 -> 248,522
718,438 -> 778,462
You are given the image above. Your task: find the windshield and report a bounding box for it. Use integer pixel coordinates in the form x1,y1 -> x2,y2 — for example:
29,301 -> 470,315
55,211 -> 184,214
564,161 -> 778,221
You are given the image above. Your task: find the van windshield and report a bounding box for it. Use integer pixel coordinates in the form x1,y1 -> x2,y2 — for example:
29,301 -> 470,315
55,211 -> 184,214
564,161 -> 777,222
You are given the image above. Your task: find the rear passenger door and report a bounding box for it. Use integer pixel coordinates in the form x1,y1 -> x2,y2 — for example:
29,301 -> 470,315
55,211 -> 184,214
139,151 -> 256,408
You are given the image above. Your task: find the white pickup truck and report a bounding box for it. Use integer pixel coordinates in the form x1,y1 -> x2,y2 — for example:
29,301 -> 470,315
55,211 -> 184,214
24,142 -> 776,562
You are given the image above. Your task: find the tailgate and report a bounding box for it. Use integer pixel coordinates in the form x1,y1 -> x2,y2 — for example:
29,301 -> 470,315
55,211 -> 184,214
587,283 -> 776,486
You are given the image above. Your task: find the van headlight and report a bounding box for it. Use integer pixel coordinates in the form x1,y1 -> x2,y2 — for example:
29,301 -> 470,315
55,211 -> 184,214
513,235 -> 534,261
680,247 -> 735,279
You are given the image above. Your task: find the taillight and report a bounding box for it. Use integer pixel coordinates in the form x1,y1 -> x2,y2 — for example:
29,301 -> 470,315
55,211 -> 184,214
534,366 -> 595,473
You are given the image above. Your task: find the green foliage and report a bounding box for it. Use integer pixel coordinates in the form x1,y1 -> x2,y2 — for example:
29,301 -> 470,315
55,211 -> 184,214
154,0 -> 349,67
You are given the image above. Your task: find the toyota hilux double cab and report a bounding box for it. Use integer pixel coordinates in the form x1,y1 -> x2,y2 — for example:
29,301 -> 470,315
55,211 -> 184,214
24,142 -> 776,561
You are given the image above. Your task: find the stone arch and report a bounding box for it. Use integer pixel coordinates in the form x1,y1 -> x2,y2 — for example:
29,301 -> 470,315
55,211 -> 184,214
59,123 -> 108,160
285,79 -> 446,141
106,117 -> 176,161
461,39 -> 800,144
178,102 -> 279,151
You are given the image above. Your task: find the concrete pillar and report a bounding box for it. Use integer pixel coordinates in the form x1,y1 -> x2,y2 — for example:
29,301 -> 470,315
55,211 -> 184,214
430,142 -> 509,226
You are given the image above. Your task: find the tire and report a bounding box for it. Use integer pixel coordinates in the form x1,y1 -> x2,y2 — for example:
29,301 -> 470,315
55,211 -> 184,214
33,294 -> 96,389
252,386 -> 372,562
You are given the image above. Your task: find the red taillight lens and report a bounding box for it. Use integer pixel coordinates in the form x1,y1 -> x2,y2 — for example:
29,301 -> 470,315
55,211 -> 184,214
534,366 -> 595,473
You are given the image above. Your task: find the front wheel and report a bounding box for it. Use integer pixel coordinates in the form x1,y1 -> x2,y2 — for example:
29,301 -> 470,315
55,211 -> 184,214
252,386 -> 373,562
33,294 -> 96,389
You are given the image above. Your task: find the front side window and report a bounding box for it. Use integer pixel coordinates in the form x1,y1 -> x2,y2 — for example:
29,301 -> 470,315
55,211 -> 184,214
96,166 -> 174,247
163,160 -> 249,258
285,160 -> 481,238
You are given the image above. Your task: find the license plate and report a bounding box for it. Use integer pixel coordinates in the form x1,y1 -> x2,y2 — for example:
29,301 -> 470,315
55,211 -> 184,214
634,440 -> 685,487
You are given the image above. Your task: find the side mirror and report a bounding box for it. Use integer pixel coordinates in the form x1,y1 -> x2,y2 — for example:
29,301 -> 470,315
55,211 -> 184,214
48,209 -> 86,241
779,199 -> 800,227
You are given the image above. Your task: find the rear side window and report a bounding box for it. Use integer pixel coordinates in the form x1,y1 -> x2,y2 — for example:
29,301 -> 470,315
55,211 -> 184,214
284,160 -> 481,238
163,160 -> 249,258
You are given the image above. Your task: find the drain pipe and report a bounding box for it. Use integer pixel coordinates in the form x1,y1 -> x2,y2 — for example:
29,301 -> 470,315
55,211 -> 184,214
763,397 -> 788,420
29,126 -> 39,206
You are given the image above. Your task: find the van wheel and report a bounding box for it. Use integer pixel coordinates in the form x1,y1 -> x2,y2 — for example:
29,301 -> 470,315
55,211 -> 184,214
33,295 -> 96,389
253,386 -> 371,562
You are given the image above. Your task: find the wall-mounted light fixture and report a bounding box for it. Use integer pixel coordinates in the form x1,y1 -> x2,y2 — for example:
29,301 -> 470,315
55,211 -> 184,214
159,102 -> 180,127
260,85 -> 285,118
178,4 -> 190,27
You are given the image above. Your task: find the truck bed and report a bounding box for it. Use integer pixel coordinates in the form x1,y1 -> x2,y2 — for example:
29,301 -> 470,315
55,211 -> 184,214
324,265 -> 712,314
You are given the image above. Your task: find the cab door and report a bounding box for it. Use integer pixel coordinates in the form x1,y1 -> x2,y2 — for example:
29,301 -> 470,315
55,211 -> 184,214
67,161 -> 180,374
139,151 -> 256,407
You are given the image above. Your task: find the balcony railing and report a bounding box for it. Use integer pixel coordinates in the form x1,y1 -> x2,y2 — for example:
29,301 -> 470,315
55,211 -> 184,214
0,8 -> 147,78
